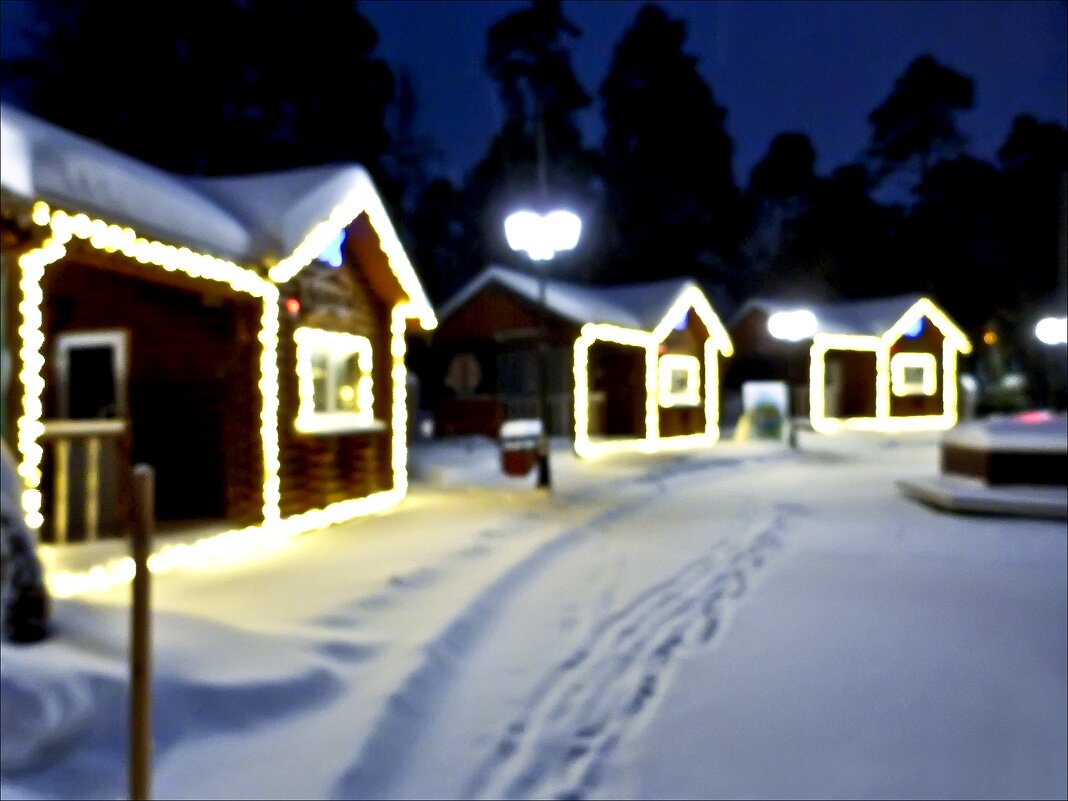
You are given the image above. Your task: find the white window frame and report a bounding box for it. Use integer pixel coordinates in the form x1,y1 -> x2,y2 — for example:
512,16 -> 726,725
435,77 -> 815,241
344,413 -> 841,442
657,353 -> 701,408
294,327 -> 378,434
890,351 -> 938,397
53,329 -> 129,418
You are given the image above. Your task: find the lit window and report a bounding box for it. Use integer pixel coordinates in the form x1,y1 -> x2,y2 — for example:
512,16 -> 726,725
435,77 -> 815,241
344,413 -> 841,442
294,328 -> 375,433
658,354 -> 701,407
890,352 -> 937,397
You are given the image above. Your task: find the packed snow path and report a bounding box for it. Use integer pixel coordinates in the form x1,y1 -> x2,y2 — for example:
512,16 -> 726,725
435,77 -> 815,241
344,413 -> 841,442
2,435 -> 1065,800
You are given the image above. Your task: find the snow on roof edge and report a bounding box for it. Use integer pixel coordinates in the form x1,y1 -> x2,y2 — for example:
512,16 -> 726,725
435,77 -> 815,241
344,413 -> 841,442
0,103 -> 252,261
438,266 -> 730,337
730,293 -> 937,338
0,103 -> 436,325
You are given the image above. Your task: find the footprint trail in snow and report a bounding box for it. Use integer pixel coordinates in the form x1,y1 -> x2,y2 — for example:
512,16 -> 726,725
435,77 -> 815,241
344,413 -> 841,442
465,511 -> 787,801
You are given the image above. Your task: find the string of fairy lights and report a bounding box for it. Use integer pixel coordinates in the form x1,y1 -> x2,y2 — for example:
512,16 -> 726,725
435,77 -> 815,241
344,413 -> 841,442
808,298 -> 972,434
16,198 -> 435,598
14,197 -> 969,597
572,285 -> 734,459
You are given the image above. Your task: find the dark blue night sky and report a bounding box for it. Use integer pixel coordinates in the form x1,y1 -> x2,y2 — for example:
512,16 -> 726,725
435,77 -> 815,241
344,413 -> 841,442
359,0 -> 1067,187
3,0 -> 1065,188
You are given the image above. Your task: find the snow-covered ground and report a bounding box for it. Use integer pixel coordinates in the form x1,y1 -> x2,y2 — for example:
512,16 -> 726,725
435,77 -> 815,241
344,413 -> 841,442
2,432 -> 1065,800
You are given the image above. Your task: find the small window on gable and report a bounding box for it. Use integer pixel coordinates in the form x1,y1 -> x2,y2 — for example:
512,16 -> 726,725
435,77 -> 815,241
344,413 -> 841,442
658,354 -> 701,408
890,351 -> 937,397
318,229 -> 345,268
294,327 -> 377,433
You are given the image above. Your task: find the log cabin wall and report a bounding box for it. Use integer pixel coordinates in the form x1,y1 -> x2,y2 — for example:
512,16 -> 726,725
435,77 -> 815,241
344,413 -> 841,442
40,249 -> 264,534
659,313 -> 710,437
432,285 -> 579,438
276,262 -> 394,519
888,320 -> 945,418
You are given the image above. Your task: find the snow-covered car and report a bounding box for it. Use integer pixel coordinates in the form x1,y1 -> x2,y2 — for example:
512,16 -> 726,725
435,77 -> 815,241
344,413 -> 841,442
1,439 -> 50,642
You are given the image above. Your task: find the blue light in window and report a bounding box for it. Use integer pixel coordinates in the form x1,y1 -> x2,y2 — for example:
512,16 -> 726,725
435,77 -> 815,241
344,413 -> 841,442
904,317 -> 924,338
318,230 -> 345,268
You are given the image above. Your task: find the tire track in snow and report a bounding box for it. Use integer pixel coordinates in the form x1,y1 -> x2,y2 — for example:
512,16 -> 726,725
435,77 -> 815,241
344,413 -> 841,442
331,491 -> 659,800
464,510 -> 788,801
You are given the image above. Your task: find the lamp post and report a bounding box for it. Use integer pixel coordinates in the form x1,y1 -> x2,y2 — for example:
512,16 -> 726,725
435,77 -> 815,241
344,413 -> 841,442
504,209 -> 581,488
1034,315 -> 1067,409
766,309 -> 819,448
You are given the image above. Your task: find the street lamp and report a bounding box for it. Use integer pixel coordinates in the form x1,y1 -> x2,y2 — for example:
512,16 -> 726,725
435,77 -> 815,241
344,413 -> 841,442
1034,315 -> 1067,409
504,208 -> 582,488
1034,316 -> 1067,346
767,309 -> 819,448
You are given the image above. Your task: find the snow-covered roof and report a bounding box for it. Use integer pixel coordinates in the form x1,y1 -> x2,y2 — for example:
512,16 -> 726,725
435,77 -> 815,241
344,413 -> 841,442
438,265 -> 713,332
0,103 -> 434,324
0,103 -> 250,259
732,294 -> 929,337
189,165 -> 370,263
943,412 -> 1067,454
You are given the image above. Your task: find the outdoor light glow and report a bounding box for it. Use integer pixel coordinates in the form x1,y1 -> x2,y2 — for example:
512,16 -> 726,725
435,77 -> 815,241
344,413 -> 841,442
504,209 -> 582,261
903,317 -> 925,338
890,352 -> 938,396
15,203 -> 284,530
1035,316 -> 1067,346
259,288 -> 282,524
267,175 -> 437,330
389,304 -> 410,495
293,327 -> 375,433
318,229 -> 345,268
767,309 -> 818,342
658,354 -> 701,408
650,285 -> 734,353
1015,409 -> 1055,425
983,330 -> 998,346
15,201 -> 423,596
572,288 -> 732,459
809,298 -> 971,434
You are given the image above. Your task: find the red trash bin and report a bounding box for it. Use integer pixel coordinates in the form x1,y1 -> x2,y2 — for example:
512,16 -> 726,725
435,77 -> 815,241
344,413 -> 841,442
499,419 -> 542,477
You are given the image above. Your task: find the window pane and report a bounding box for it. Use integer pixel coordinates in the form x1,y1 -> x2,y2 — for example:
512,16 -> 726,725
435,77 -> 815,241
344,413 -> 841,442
67,346 -> 118,418
671,368 -> 689,394
334,353 -> 359,412
312,352 -> 330,413
903,366 -> 925,385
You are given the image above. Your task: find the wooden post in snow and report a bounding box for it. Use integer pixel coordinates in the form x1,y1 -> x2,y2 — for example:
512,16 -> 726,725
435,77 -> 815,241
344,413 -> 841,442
130,464 -> 154,801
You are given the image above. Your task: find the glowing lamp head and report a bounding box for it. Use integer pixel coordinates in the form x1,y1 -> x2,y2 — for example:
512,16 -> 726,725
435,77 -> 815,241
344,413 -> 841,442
504,209 -> 581,261
1034,316 -> 1067,346
285,297 -> 301,315
767,309 -> 818,342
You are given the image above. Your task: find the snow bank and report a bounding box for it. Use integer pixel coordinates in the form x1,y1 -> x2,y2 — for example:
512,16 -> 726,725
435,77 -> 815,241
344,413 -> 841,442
2,433 -> 1064,800
943,411 -> 1068,453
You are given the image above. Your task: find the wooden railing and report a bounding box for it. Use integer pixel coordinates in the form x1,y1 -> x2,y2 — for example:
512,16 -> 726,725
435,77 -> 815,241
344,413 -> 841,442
39,418 -> 129,544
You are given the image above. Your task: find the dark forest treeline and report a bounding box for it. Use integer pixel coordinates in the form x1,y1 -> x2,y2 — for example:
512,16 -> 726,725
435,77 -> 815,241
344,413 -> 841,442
3,0 -> 1065,402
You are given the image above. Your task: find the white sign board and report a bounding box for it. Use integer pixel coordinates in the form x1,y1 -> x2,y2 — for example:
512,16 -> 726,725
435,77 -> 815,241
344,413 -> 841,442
742,380 -> 790,417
